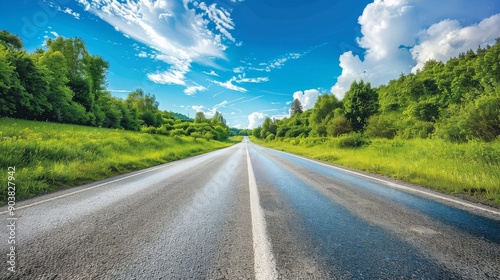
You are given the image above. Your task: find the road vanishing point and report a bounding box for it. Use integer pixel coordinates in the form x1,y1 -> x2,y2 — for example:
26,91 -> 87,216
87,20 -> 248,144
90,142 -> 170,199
1,137 -> 499,279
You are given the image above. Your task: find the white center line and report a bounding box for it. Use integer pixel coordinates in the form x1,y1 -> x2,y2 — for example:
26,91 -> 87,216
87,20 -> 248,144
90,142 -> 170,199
246,144 -> 278,280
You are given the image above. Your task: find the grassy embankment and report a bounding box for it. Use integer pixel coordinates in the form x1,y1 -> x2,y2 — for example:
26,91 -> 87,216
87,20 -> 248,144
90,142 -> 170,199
0,118 -> 234,204
252,136 -> 500,206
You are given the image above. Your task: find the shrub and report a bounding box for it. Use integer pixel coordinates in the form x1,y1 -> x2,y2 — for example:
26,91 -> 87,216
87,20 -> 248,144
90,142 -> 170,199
170,128 -> 186,136
398,121 -> 435,139
265,133 -> 276,142
365,114 -> 398,139
326,115 -> 352,137
337,133 -> 370,148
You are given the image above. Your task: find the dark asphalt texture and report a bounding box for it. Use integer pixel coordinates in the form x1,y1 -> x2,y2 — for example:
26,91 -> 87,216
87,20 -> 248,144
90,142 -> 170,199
1,138 -> 498,279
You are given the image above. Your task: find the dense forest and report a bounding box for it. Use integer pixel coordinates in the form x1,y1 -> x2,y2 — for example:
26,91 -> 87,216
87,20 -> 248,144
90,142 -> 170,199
0,30 -> 230,141
253,39 -> 500,144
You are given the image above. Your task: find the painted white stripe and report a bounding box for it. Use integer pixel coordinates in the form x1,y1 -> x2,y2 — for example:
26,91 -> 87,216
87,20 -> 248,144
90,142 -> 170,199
0,164 -> 170,215
260,146 -> 500,217
0,146 -> 234,215
246,144 -> 278,280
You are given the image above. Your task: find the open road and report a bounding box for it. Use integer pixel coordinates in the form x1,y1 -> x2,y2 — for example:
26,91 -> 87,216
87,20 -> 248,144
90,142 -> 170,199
1,137 -> 499,279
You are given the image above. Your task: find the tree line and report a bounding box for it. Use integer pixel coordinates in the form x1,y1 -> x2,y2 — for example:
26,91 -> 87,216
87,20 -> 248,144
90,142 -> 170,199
0,31 -> 230,141
253,38 -> 500,144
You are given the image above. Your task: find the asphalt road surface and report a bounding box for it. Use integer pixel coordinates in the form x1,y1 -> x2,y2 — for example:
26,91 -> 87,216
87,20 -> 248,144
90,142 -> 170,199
1,137 -> 499,279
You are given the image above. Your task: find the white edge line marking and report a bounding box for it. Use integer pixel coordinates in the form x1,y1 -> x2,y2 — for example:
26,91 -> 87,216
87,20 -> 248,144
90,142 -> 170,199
1,145 -> 238,214
0,164 -> 170,215
258,145 -> 500,217
247,144 -> 278,280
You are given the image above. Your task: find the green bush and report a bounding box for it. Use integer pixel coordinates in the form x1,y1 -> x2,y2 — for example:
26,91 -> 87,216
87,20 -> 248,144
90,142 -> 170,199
265,133 -> 276,142
365,114 -> 398,139
170,128 -> 186,136
337,133 -> 370,148
326,115 -> 352,137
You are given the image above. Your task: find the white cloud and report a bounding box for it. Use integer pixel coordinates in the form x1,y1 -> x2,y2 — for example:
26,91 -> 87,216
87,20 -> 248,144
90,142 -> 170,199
292,89 -> 320,111
109,89 -> 131,93
148,69 -> 187,86
236,76 -> 269,83
411,14 -> 500,72
212,74 -> 269,92
330,0 -> 500,100
248,112 -> 267,129
192,105 -> 213,117
192,97 -> 243,117
198,2 -> 236,43
213,78 -> 247,92
184,85 -> 207,95
77,0 -> 239,88
235,49 -> 313,75
233,66 -> 244,73
137,51 -> 148,58
59,7 -> 81,20
203,70 -> 219,77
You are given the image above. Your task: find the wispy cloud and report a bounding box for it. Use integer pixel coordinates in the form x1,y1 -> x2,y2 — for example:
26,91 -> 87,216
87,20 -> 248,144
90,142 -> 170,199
192,97 -> 244,117
235,45 -> 323,75
53,5 -> 81,20
184,85 -> 207,96
212,78 -> 247,92
203,70 -> 220,77
241,95 -> 264,103
109,89 -> 131,93
235,76 -> 269,83
212,74 -> 269,92
77,0 -> 240,90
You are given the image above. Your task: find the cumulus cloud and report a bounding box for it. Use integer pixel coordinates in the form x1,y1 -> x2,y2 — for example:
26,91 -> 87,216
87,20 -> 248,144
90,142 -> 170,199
248,112 -> 267,129
77,0 -> 239,89
292,89 -> 320,111
411,14 -> 500,71
331,0 -> 500,100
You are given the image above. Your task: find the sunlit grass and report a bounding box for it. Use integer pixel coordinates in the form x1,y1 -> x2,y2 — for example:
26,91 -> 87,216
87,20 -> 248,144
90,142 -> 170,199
252,136 -> 500,206
0,118 -> 232,204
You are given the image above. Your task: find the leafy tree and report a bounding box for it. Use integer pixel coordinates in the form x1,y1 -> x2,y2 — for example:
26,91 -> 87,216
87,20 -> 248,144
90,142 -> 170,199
0,30 -> 23,49
3,49 -> 51,119
326,115 -> 352,137
252,127 -> 262,138
309,94 -> 341,136
126,89 -> 162,127
343,80 -> 378,132
194,111 -> 207,123
211,111 -> 226,125
290,98 -> 303,116
260,117 -> 277,138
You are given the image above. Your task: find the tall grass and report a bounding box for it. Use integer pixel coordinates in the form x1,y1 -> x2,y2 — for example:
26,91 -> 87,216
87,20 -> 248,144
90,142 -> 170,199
0,118 -> 232,204
253,136 -> 500,206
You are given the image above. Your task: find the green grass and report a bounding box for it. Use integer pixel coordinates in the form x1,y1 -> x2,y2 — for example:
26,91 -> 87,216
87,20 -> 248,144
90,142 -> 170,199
252,136 -> 500,206
0,118 -> 232,204
229,135 -> 244,143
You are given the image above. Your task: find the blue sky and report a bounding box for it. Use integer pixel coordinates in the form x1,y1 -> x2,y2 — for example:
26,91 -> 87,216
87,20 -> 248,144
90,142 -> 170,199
2,0 -> 500,128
